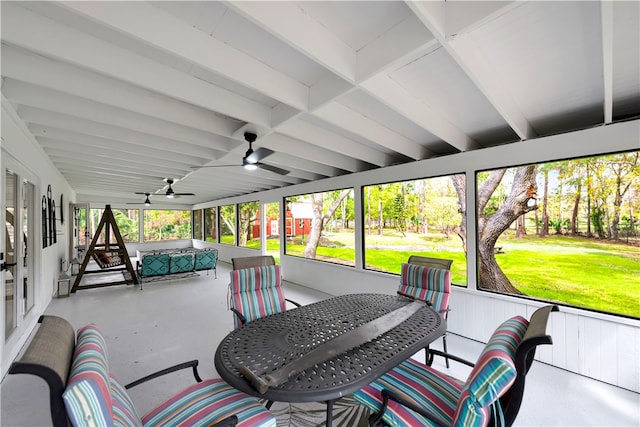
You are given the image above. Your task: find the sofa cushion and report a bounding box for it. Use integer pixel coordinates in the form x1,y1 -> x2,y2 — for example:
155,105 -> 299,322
194,250 -> 217,271
140,253 -> 170,277
63,325 -> 113,426
170,253 -> 194,273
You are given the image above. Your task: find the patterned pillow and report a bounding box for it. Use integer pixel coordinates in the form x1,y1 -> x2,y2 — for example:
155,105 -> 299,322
63,325 -> 113,426
452,316 -> 529,426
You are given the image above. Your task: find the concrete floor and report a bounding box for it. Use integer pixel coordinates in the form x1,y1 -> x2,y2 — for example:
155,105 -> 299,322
2,262 -> 639,426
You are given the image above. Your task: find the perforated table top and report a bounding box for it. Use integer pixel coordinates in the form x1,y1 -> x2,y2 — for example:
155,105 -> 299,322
214,293 -> 445,403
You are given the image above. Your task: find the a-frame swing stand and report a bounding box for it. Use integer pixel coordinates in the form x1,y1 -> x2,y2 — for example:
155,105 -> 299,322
71,205 -> 138,292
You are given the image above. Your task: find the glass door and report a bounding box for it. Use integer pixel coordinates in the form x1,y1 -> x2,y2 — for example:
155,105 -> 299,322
22,179 -> 35,314
4,170 -> 17,339
3,167 -> 37,345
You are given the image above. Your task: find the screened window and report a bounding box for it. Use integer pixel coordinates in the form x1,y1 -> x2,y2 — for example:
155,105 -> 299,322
284,189 -> 355,266
143,209 -> 191,241
219,204 -> 236,245
193,209 -> 203,240
476,150 -> 639,318
264,202 -> 281,262
362,175 -> 467,285
238,201 -> 260,250
89,208 -> 139,243
204,207 -> 217,242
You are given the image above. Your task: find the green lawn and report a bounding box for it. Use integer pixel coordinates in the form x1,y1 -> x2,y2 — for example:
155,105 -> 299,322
283,232 -> 640,318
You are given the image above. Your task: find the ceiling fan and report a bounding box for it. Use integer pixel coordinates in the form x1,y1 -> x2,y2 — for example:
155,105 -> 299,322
134,178 -> 195,201
127,193 -> 153,206
192,132 -> 290,175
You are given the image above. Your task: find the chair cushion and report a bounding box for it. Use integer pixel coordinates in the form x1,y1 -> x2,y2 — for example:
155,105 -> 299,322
229,265 -> 285,329
110,374 -> 143,427
141,378 -> 276,427
399,263 -> 451,314
453,315 -> 529,426
63,325 -> 113,426
353,357 -> 462,427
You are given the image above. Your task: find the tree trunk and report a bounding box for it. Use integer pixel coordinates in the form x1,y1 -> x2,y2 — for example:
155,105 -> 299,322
540,170 -> 549,236
478,166 -> 538,294
450,174 -> 467,253
516,214 -> 526,238
304,190 -> 351,258
377,200 -> 382,236
571,181 -> 581,234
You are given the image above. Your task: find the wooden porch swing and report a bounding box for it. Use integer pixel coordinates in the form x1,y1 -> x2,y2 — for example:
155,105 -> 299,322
71,205 -> 138,292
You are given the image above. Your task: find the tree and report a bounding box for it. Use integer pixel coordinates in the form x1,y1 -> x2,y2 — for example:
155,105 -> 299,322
303,190 -> 351,258
451,174 -> 467,252
607,152 -> 639,240
391,193 -> 407,236
477,166 -> 538,293
238,201 -> 259,246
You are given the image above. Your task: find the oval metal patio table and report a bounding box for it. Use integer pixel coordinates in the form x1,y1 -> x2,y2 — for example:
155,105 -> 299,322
214,293 -> 446,426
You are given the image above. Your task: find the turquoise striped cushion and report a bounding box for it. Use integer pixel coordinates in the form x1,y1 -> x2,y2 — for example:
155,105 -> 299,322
63,325 -> 113,426
453,316 -> 529,426
229,265 -> 285,329
110,374 -> 142,427
399,263 -> 451,314
141,378 -> 276,427
353,357 -> 462,427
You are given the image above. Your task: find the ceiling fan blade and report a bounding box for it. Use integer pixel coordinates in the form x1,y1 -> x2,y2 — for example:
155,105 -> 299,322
257,163 -> 290,175
172,192 -> 195,196
190,164 -> 240,169
245,147 -> 274,164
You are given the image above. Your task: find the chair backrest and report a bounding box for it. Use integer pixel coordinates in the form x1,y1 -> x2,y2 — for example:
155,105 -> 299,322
229,264 -> 286,329
500,304 -> 558,426
398,263 -> 451,314
453,305 -> 557,427
231,255 -> 276,270
407,255 -> 453,270
8,316 -> 143,427
9,316 -> 75,427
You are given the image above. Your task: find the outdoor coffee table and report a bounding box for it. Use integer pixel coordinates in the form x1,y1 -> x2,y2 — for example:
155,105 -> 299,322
214,293 -> 446,426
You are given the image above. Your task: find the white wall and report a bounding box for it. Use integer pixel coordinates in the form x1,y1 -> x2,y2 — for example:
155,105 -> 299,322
1,98 -> 75,377
198,120 -> 640,392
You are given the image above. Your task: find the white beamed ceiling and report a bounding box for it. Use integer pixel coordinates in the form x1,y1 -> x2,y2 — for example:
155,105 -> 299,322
1,1 -> 638,205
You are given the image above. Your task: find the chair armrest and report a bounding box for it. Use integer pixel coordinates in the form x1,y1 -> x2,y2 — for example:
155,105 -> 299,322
285,298 -> 302,308
426,349 -> 475,368
230,307 -> 247,326
124,360 -> 202,389
375,389 -> 449,427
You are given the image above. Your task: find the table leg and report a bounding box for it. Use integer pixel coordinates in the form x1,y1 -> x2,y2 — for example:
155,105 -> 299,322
325,399 -> 334,427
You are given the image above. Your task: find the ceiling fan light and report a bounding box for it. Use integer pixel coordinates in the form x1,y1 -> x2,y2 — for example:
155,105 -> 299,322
166,193 -> 175,198
244,163 -> 258,171
144,197 -> 151,206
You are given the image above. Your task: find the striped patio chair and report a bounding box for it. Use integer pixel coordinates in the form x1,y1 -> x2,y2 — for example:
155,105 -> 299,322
353,305 -> 558,427
228,264 -> 300,329
9,315 -> 276,427
399,262 -> 452,366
